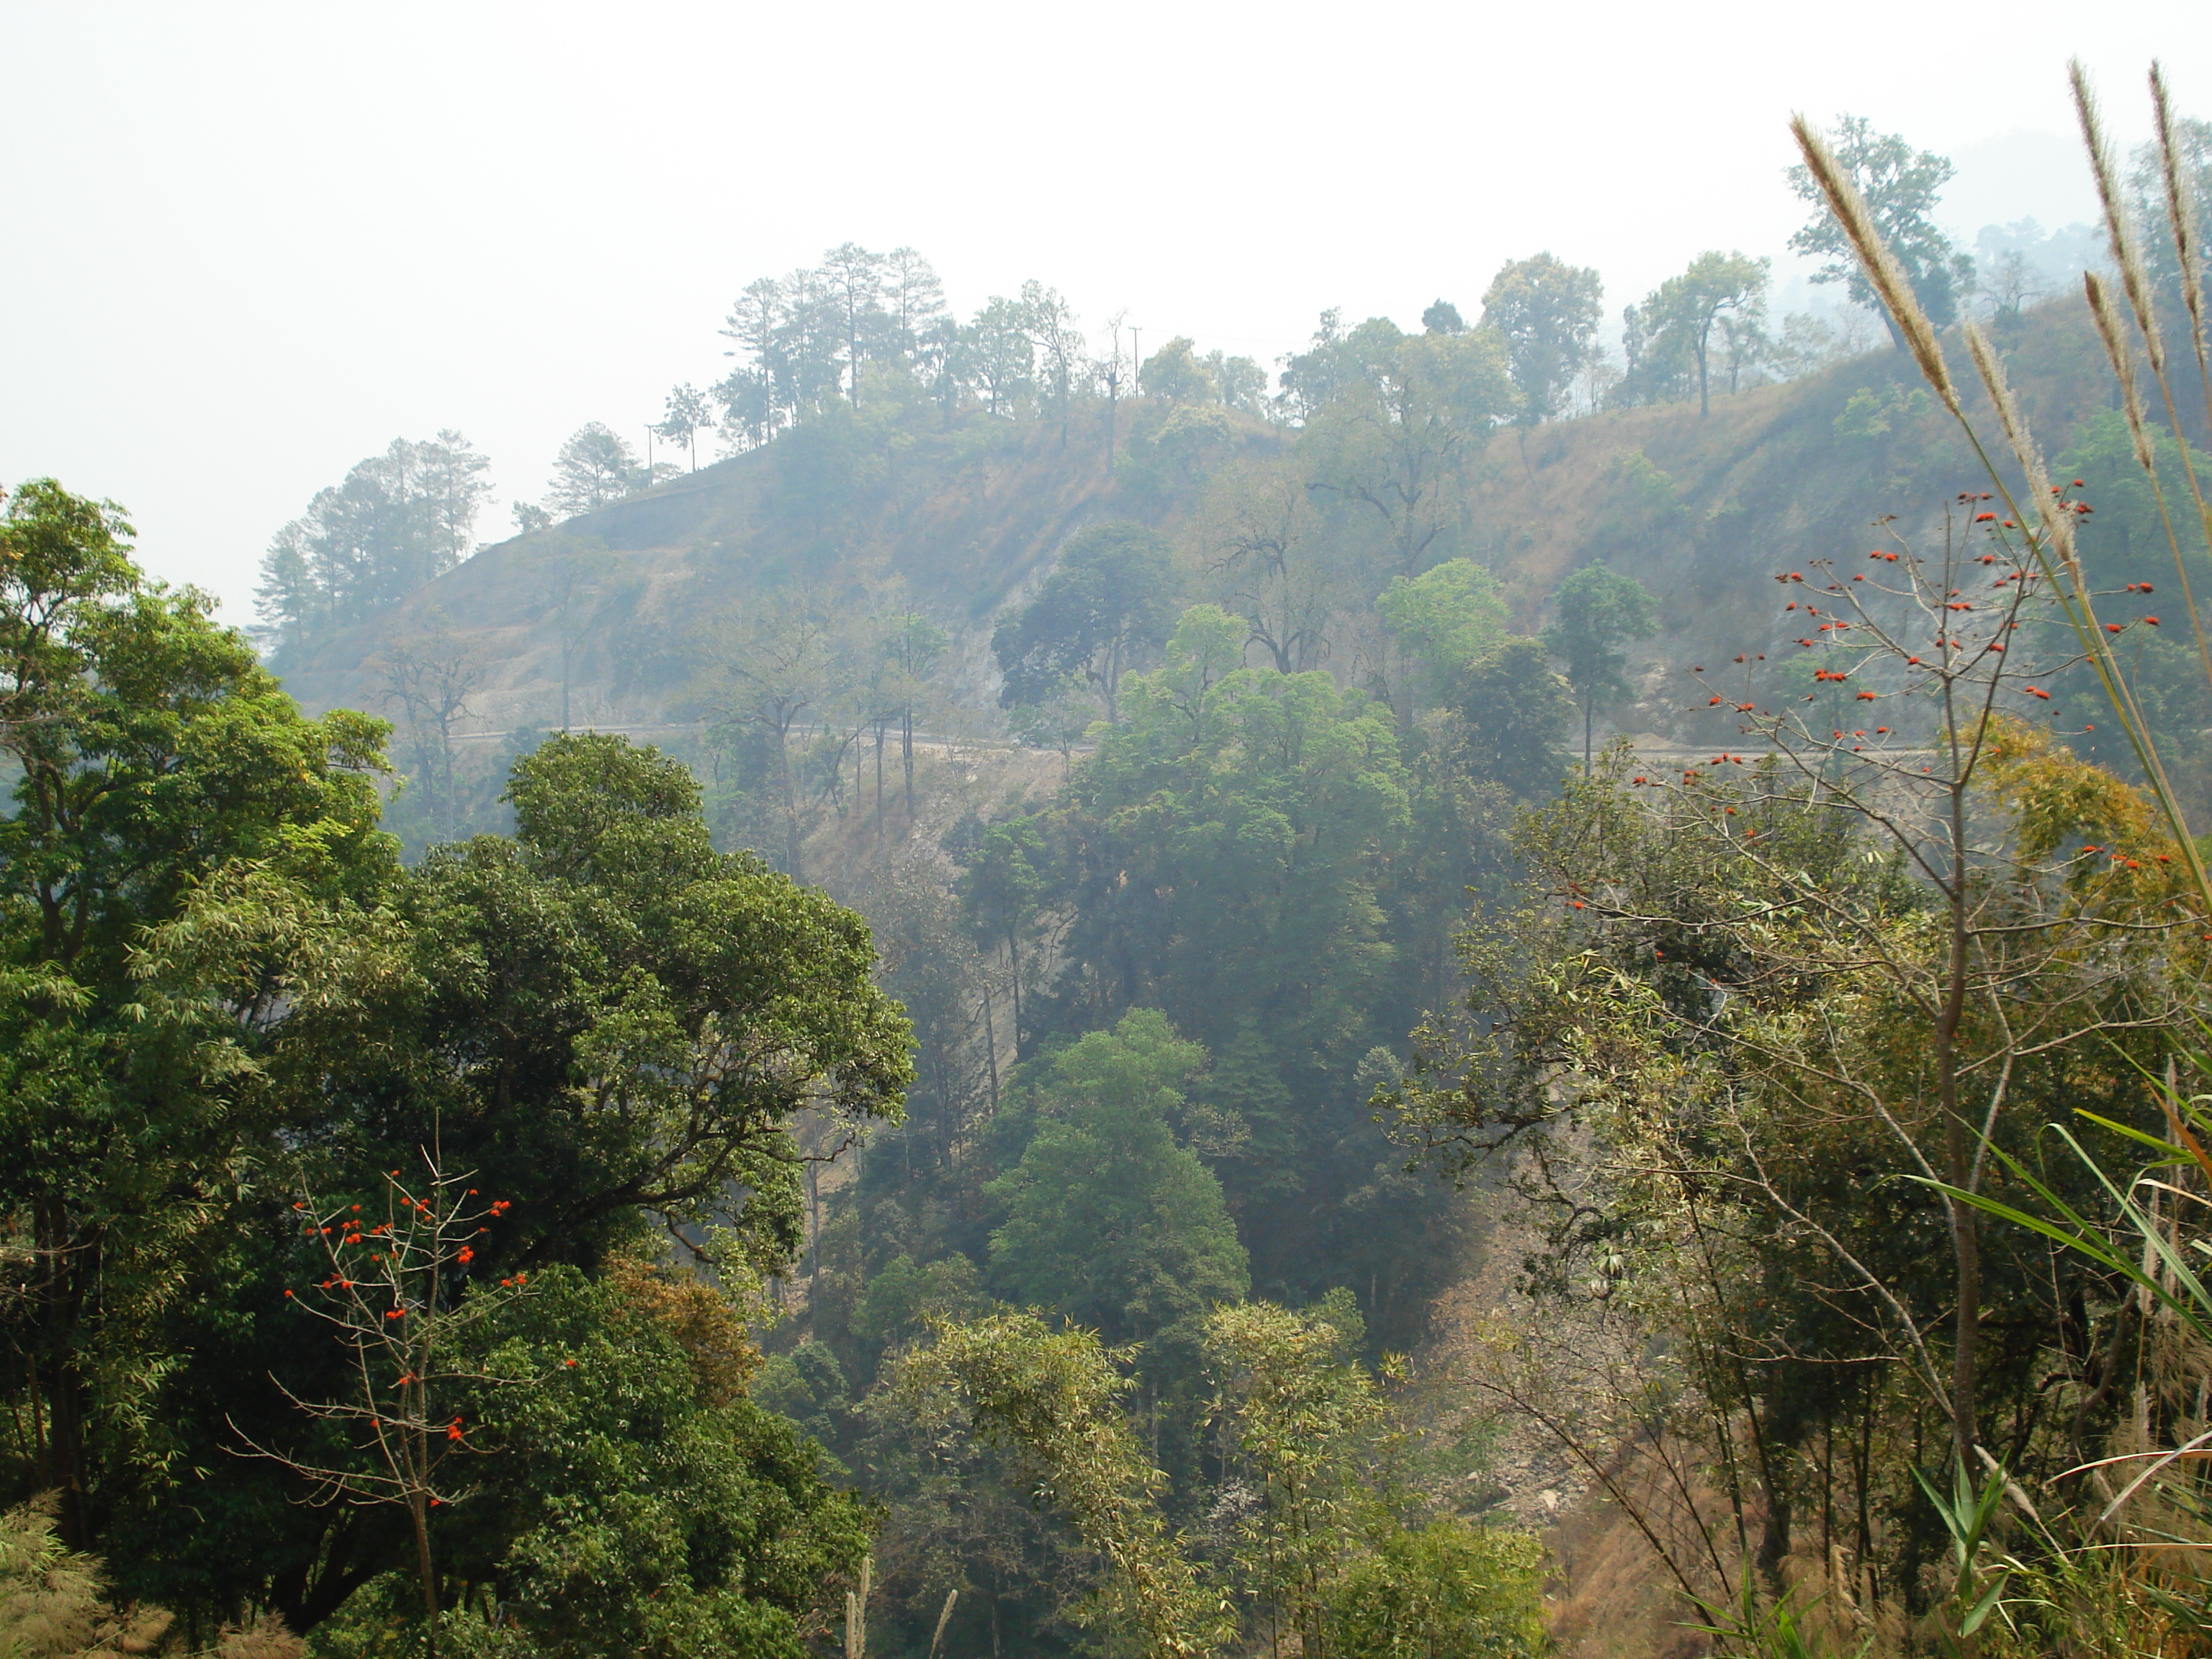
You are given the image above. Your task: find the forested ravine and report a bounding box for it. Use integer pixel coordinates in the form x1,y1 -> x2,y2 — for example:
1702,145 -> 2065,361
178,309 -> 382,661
8,92 -> 2212,1659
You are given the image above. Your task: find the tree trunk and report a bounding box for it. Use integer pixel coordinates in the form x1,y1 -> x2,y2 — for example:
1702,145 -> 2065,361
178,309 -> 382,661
806,1159 -> 822,1300
411,1491 -> 439,1658
1939,781 -> 1980,1461
36,1197 -> 89,1550
981,985 -> 1000,1112
902,711 -> 917,818
777,722 -> 804,884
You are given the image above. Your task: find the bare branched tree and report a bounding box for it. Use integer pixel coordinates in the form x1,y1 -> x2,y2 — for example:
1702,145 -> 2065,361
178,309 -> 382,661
233,1159 -> 533,1657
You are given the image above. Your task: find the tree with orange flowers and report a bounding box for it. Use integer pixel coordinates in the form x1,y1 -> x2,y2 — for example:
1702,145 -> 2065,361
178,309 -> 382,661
235,1159 -> 531,1657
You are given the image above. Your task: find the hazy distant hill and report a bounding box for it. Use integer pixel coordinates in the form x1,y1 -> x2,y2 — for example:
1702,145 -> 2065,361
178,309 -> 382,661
275,295 -> 2164,752
274,404 -> 1280,735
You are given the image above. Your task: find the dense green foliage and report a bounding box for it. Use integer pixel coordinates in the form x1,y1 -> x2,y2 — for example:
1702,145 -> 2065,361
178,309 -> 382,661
900,1300 -> 1547,1659
1,483 -> 902,1653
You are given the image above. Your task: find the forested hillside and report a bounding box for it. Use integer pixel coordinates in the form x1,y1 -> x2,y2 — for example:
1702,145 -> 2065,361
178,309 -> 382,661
9,91 -> 2212,1659
269,282 -> 2200,835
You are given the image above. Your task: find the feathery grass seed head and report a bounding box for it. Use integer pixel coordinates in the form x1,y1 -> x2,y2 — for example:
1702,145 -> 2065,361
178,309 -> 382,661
1791,114 -> 1960,413
2151,62 -> 2206,341
1961,321 -> 2080,580
2085,272 -> 2158,472
2073,59 -> 2164,371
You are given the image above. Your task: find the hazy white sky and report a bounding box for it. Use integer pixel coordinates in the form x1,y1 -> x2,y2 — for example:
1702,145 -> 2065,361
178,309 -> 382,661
1,0 -> 2198,619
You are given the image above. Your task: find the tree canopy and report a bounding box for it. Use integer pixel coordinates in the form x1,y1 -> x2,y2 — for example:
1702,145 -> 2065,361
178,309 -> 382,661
992,521 -> 1179,724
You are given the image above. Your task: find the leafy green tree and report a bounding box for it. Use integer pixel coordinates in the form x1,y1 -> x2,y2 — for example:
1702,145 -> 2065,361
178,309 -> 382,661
0,480 -> 398,1550
1275,310 -> 1394,421
1299,325 -> 1516,578
1614,297 -> 1692,408
898,1310 -> 1229,1658
1787,115 -> 1974,349
1138,338 -> 1214,404
544,423 -> 644,517
654,382 -> 715,470
1203,1298 -> 1379,1654
1045,614 -> 1441,1315
881,247 -> 947,358
1540,562 -> 1658,768
754,1336 -> 855,1452
986,1010 -> 1249,1354
365,733 -> 911,1274
1480,252 -> 1606,424
773,265 -> 844,420
1006,671 -> 1097,774
1022,280 -> 1085,446
716,275 -> 789,449
904,1300 -> 1549,1659
994,521 -> 1177,724
1202,349 -> 1269,413
0,497 -> 908,1642
1640,251 -> 1770,416
1325,1519 -> 1548,1659
253,433 -> 493,657
431,1262 -> 872,1659
1375,557 -> 1510,713
965,295 -> 1035,418
1434,636 -> 1573,802
819,241 -> 886,406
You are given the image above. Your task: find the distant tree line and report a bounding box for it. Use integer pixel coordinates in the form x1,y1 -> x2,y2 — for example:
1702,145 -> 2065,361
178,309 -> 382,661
254,114 -> 2095,671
